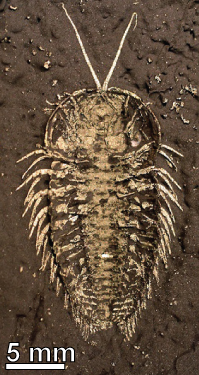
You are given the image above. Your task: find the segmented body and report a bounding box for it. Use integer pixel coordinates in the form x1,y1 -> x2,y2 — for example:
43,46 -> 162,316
18,88 -> 182,339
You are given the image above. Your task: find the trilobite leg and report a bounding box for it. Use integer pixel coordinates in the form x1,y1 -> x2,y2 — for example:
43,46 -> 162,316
23,189 -> 48,217
158,190 -> 175,222
136,166 -> 181,190
129,314 -> 137,339
159,150 -> 177,170
156,175 -> 178,200
22,155 -> 51,179
135,141 -> 154,158
155,168 -> 182,190
161,144 -> 183,157
137,238 -> 154,248
40,236 -> 50,271
124,94 -> 130,116
159,221 -> 171,254
36,222 -> 50,255
45,98 -> 59,106
158,213 -> 171,241
119,312 -> 137,341
82,323 -> 90,341
147,278 -> 153,299
142,214 -> 168,264
127,316 -> 136,339
153,260 -> 159,282
124,165 -> 181,192
124,144 -> 152,166
129,177 -> 180,208
64,292 -> 69,310
50,255 -> 57,283
125,107 -> 140,134
160,207 -> 175,236
24,177 -> 42,204
29,206 -> 48,238
56,277 -> 62,297
17,149 -> 47,163
157,222 -> 170,265
36,214 -> 49,250
159,184 -> 182,210
158,239 -> 167,265
17,169 -> 54,190
117,182 -> 155,198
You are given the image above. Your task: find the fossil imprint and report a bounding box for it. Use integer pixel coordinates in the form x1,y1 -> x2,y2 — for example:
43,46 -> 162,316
17,4 -> 183,340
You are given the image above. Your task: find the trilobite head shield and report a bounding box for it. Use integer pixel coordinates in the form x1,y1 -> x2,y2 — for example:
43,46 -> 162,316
45,89 -> 161,172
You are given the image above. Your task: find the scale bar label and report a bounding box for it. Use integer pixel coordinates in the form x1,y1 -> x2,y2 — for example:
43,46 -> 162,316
6,363 -> 65,370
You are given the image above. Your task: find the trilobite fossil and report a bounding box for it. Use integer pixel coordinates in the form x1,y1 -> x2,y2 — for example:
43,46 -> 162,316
17,4 -> 183,340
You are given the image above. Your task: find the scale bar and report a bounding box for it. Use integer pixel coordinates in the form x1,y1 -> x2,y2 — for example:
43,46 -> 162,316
6,363 -> 65,370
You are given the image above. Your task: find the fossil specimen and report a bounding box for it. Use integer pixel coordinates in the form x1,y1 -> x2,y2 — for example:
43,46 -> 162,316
17,4 -> 183,340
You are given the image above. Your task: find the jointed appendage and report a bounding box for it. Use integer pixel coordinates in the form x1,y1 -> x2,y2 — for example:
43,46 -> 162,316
61,3 -> 137,91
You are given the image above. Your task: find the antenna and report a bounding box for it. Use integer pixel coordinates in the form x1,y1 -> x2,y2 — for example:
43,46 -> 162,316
62,3 -> 101,90
102,12 -> 137,91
